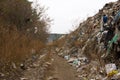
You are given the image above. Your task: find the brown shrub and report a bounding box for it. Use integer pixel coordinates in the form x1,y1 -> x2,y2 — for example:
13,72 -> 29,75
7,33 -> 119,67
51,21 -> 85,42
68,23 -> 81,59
0,24 -> 45,74
0,0 -> 50,78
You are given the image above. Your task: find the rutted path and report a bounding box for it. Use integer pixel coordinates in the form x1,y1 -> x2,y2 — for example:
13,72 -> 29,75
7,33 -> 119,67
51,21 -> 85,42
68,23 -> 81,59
49,54 -> 79,80
20,53 -> 79,80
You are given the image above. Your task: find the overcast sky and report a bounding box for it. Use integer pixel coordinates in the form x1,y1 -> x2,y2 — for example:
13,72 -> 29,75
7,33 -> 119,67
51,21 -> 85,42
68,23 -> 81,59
28,0 -> 117,34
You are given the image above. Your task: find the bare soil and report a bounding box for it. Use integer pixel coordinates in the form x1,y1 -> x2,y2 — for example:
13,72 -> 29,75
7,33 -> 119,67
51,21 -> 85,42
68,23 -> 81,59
48,54 -> 79,80
21,53 -> 79,80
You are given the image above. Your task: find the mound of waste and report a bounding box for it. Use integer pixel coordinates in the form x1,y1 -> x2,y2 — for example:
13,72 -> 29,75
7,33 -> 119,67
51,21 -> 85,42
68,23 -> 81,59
54,0 -> 120,79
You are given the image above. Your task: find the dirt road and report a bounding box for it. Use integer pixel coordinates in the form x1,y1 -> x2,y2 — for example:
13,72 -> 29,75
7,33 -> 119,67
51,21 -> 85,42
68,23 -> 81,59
21,53 -> 79,80
49,54 -> 79,80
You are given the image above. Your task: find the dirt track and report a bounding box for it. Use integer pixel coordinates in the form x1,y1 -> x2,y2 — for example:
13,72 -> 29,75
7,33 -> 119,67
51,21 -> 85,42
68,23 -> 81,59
49,54 -> 79,80
21,53 -> 79,80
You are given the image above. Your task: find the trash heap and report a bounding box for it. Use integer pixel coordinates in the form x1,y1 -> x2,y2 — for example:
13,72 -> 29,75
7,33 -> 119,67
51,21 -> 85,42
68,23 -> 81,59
55,0 -> 120,79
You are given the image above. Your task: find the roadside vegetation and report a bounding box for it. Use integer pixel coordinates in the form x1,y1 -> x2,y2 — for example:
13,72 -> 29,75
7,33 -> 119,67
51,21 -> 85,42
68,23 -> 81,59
0,0 -> 50,78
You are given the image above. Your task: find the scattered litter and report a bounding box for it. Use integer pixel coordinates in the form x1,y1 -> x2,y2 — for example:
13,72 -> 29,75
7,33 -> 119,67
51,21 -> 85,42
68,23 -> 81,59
12,62 -> 17,69
105,63 -> 117,75
20,77 -> 28,80
54,1 -> 120,80
107,70 -> 118,77
64,55 -> 70,60
47,76 -> 58,80
112,72 -> 120,79
0,72 -> 5,77
45,62 -> 52,65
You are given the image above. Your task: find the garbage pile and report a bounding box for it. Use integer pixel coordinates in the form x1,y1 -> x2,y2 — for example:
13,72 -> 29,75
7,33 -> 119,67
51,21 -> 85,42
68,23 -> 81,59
55,0 -> 120,79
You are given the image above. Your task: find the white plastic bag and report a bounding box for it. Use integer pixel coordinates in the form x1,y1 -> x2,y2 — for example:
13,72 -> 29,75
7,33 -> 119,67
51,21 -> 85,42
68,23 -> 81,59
105,63 -> 116,74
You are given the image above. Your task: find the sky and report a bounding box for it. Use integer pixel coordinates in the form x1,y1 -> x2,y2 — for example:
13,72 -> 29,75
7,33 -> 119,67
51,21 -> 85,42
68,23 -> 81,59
28,0 -> 117,34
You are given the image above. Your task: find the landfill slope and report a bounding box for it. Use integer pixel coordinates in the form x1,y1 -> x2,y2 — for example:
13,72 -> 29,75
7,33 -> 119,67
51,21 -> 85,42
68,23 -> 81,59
52,0 -> 120,79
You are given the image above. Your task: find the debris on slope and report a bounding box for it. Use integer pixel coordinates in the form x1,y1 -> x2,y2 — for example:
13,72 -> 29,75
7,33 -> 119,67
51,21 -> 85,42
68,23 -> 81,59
54,0 -> 120,79
0,49 -> 52,80
19,49 -> 53,80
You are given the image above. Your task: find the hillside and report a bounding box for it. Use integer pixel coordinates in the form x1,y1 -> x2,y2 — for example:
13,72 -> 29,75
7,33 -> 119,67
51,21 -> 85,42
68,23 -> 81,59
49,0 -> 120,79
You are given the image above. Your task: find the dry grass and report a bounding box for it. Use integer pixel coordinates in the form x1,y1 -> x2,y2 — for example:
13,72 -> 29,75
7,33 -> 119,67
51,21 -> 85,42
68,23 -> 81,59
0,24 -> 45,75
0,1 -> 49,79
